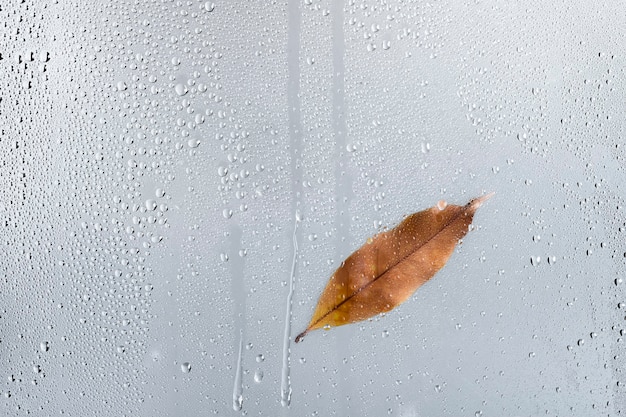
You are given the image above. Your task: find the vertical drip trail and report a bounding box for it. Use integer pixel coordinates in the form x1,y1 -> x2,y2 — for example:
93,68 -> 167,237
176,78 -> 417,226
282,0 -> 302,407
332,0 -> 351,241
232,330 -> 244,411
332,2 -> 353,416
229,225 -> 246,411
280,212 -> 300,407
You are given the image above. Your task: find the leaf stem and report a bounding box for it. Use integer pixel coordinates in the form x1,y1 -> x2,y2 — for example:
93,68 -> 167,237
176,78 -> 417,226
294,330 -> 308,343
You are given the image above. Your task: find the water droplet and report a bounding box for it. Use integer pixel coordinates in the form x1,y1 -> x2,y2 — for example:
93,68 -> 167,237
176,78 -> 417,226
204,2 -> 215,12
175,83 -> 188,96
254,369 -> 264,383
256,354 -> 264,363
437,200 -> 447,210
39,342 -> 49,352
145,199 -> 157,211
181,362 -> 191,373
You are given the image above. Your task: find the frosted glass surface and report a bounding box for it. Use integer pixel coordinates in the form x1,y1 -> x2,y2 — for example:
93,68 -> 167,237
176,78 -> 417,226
1,1 -> 624,416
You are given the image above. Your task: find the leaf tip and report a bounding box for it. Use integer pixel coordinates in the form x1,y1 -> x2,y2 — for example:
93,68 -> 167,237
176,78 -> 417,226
471,192 -> 495,209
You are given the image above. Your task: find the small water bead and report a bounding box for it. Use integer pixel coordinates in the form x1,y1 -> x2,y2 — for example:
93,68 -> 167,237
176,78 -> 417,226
437,200 -> 447,211
181,362 -> 192,373
145,200 -> 157,211
175,84 -> 188,96
256,354 -> 264,363
254,369 -> 263,383
204,2 -> 215,11
39,341 -> 49,352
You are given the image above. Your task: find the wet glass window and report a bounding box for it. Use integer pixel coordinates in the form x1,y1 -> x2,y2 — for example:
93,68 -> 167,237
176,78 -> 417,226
1,1 -> 623,416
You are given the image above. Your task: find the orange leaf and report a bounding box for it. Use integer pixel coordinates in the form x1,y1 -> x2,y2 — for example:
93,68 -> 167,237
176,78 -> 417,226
295,193 -> 493,343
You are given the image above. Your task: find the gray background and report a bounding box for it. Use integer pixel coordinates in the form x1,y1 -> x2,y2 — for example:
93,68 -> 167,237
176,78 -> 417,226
1,0 -> 625,416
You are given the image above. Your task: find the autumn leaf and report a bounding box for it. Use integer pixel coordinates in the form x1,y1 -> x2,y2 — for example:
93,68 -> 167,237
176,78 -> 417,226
295,193 -> 493,343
